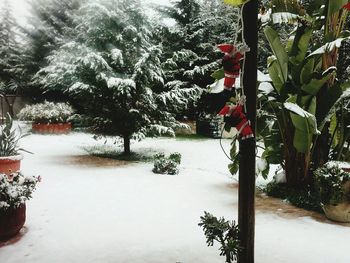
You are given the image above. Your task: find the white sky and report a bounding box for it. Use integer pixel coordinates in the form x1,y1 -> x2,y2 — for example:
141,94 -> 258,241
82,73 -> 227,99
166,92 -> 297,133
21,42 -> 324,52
0,0 -> 171,26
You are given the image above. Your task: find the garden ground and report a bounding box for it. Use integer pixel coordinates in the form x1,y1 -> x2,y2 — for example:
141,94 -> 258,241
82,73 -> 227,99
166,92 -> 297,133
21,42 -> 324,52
0,131 -> 350,263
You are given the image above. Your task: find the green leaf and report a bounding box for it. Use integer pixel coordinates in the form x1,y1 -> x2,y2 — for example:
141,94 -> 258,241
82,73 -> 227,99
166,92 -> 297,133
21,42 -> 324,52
318,82 -> 349,130
284,102 -> 320,153
211,68 -> 225,80
228,140 -> 239,175
327,0 -> 348,16
223,0 -> 249,6
290,25 -> 313,65
264,26 -> 288,83
268,59 -> 284,93
301,68 -> 336,96
293,129 -> 313,153
300,58 -> 315,84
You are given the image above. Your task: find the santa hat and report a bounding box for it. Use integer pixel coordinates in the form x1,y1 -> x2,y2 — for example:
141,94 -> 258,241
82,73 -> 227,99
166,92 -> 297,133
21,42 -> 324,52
218,44 -> 236,53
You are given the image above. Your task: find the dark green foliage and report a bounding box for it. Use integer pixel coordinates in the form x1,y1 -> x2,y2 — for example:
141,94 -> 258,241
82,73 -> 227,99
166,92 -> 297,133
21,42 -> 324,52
0,0 -> 21,84
67,114 -> 93,129
152,152 -> 181,175
158,0 -> 200,27
314,163 -> 350,205
199,211 -> 241,263
20,0 -> 83,101
264,181 -> 322,213
158,0 -> 240,118
35,0 -> 195,154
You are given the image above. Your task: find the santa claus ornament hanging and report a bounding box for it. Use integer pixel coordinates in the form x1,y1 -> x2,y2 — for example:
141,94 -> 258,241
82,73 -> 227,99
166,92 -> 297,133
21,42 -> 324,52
218,96 -> 254,140
215,43 -> 254,140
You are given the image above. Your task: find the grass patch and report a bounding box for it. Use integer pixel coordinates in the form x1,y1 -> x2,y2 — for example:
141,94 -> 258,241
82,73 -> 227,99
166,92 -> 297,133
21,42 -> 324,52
263,181 -> 323,213
82,145 -> 156,162
175,134 -> 209,140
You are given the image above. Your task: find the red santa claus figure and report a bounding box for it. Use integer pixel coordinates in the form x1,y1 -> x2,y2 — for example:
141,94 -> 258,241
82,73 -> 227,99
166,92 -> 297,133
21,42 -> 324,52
218,98 -> 254,140
218,43 -> 250,91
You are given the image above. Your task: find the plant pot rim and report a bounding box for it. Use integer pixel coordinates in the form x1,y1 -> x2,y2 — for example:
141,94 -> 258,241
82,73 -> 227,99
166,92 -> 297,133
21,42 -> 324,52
33,122 -> 71,125
0,154 -> 23,161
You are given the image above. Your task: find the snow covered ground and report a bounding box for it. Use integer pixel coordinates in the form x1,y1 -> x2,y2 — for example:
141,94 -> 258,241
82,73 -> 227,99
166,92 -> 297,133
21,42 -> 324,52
1,132 -> 350,263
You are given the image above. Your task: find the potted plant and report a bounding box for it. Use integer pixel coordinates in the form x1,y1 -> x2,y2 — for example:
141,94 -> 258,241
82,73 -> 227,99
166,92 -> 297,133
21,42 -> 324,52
0,114 -> 28,175
314,163 -> 350,222
0,172 -> 40,240
18,101 -> 74,134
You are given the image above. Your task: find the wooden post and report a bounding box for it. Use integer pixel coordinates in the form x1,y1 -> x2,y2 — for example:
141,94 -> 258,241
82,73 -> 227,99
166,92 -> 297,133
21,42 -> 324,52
238,1 -> 258,263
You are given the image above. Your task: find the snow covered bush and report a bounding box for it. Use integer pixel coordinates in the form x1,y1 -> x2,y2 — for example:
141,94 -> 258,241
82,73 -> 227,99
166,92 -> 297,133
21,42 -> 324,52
152,152 -> 181,175
0,114 -> 27,157
199,211 -> 241,263
18,101 -> 74,124
314,163 -> 350,206
0,172 -> 40,211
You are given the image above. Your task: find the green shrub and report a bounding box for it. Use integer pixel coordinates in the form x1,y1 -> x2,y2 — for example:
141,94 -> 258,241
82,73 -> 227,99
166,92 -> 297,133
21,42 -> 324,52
18,101 -> 74,124
264,181 -> 322,213
314,163 -> 350,206
152,152 -> 181,175
199,211 -> 241,263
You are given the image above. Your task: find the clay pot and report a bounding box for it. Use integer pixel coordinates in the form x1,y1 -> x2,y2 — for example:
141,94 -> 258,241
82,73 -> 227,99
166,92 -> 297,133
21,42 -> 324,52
32,123 -> 72,134
0,204 -> 26,241
0,155 -> 22,175
323,202 -> 350,223
322,182 -> 350,223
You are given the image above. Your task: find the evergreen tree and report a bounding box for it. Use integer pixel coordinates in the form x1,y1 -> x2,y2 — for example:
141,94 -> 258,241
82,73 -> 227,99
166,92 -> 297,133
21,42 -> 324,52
35,0 -> 194,154
0,0 -> 22,116
20,0 -> 82,101
159,0 -> 240,118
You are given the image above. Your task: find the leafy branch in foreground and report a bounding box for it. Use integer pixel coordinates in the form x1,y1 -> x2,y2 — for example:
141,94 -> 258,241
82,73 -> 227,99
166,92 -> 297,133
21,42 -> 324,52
199,211 -> 241,263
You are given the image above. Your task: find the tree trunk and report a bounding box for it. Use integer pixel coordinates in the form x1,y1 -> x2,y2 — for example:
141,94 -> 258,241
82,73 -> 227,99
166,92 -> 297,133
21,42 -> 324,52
284,124 -> 311,188
284,147 -> 310,188
123,136 -> 131,155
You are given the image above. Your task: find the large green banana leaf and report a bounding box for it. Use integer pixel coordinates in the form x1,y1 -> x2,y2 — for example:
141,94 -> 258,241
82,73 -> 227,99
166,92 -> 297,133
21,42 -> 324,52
264,26 -> 288,85
284,99 -> 320,153
301,67 -> 336,95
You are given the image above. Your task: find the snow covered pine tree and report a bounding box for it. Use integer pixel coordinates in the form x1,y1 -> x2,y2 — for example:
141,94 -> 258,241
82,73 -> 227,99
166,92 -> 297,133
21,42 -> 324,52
35,0 -> 195,154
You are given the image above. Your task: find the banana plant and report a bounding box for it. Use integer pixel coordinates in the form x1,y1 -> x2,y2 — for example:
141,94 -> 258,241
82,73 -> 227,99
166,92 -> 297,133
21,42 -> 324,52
258,22 -> 347,185
255,0 -> 350,187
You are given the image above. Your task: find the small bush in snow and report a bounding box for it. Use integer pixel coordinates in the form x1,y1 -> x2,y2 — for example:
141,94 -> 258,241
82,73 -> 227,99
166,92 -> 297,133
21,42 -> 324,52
314,163 -> 350,206
18,101 -> 74,124
152,152 -> 181,175
0,172 -> 40,211
199,211 -> 241,263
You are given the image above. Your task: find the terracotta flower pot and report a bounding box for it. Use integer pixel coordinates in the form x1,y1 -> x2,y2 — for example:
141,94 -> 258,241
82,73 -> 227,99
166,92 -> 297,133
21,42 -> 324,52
322,181 -> 350,223
0,204 -> 26,241
32,123 -> 72,134
323,202 -> 350,223
0,155 -> 22,175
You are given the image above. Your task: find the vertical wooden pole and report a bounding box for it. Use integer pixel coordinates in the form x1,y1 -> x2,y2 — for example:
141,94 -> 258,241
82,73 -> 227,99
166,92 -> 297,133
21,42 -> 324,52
238,1 -> 258,263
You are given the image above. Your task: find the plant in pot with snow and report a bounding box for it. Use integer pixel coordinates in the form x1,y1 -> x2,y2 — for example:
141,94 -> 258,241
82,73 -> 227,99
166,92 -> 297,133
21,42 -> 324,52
152,152 -> 181,175
0,114 -> 29,175
18,101 -> 74,134
199,212 -> 241,263
314,163 -> 350,223
0,172 -> 40,240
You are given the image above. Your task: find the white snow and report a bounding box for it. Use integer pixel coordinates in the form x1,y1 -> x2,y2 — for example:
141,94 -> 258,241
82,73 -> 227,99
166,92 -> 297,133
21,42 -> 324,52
1,132 -> 350,262
308,38 -> 349,57
272,12 -> 299,24
0,154 -> 23,161
258,82 -> 274,95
